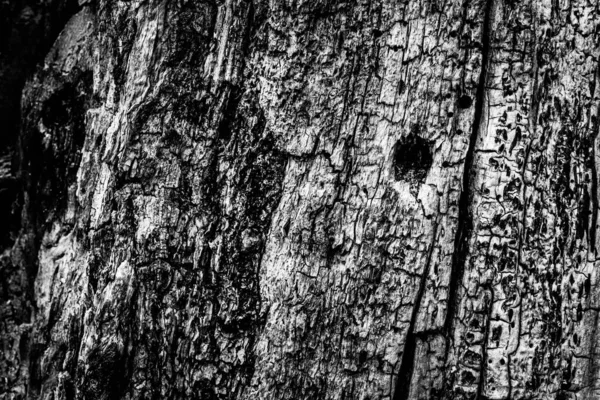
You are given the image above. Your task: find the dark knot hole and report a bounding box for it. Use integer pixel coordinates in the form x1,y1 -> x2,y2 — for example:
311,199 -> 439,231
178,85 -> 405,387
393,135 -> 433,182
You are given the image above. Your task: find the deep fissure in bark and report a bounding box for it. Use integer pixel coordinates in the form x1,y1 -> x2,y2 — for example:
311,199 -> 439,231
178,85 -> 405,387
393,223 -> 439,400
590,65 -> 600,255
445,0 -> 494,394
445,0 -> 493,333
393,1 -> 495,397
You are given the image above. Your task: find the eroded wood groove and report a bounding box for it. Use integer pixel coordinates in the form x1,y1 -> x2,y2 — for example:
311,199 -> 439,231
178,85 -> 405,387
393,222 -> 439,400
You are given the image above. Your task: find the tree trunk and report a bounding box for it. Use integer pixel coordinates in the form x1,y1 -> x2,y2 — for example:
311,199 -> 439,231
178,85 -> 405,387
1,0 -> 599,399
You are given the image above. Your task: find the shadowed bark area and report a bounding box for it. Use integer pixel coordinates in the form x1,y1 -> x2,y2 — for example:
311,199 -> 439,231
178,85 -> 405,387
2,0 -> 600,400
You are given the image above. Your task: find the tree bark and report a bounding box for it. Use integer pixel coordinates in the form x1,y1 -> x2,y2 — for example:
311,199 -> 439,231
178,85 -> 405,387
2,0 -> 599,399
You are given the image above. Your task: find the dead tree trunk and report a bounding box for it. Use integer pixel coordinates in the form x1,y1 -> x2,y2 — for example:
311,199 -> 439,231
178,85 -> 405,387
1,0 -> 599,399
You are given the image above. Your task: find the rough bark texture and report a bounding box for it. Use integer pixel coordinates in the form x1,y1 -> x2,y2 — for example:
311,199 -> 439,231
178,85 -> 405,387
2,0 -> 600,399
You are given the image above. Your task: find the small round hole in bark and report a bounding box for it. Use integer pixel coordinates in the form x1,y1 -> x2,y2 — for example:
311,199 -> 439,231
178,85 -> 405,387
393,135 -> 432,182
458,94 -> 473,109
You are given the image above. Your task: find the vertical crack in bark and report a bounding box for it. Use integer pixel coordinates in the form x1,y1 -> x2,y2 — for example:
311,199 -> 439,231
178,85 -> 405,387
442,0 -> 494,394
590,65 -> 600,255
445,0 -> 493,333
394,2 -> 495,398
393,222 -> 439,400
591,135 -> 599,255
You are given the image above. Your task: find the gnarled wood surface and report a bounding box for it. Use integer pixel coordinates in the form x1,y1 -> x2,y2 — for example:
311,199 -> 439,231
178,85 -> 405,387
1,0 -> 600,399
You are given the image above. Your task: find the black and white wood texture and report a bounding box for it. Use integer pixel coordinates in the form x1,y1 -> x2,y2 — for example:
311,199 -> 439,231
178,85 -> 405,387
1,0 -> 600,399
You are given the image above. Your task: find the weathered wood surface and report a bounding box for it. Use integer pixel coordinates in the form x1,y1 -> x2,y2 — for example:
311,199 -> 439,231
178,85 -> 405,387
2,0 -> 600,399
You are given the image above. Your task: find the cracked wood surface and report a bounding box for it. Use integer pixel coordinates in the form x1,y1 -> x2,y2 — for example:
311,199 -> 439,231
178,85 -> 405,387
2,0 -> 600,399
